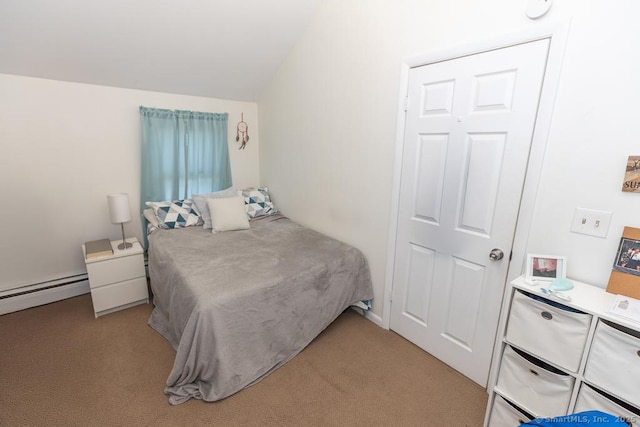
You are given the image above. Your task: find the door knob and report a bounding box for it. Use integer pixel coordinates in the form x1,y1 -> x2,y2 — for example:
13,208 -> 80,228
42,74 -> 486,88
489,248 -> 504,261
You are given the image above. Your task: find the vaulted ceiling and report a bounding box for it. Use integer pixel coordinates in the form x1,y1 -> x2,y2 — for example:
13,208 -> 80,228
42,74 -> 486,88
0,0 -> 323,101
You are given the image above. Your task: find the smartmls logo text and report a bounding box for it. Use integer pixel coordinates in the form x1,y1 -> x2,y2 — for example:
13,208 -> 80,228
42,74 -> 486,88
537,413 -> 639,424
539,414 -> 589,423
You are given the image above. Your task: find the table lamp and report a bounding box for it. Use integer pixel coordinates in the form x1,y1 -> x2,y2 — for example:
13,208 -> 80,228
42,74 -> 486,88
107,193 -> 133,250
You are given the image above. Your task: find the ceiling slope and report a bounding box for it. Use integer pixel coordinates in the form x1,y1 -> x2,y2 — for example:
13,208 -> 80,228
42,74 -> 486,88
0,0 -> 323,101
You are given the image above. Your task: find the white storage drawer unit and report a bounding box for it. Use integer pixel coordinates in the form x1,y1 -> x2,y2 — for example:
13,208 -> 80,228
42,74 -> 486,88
484,277 -> 640,427
496,345 -> 574,417
505,290 -> 592,372
584,319 -> 640,408
90,277 -> 148,314
82,238 -> 148,317
488,394 -> 533,427
574,383 -> 640,427
85,253 -> 145,288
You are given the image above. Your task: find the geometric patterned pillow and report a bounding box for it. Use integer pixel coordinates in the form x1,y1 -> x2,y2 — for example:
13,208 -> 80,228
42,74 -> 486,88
145,199 -> 201,229
239,187 -> 276,219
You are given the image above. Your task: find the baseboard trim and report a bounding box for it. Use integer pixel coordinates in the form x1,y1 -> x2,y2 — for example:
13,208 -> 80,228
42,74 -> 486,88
0,279 -> 90,316
349,305 -> 384,328
364,310 -> 383,328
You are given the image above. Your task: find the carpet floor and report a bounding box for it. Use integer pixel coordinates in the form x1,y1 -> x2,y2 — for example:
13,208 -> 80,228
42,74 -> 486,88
0,294 -> 487,426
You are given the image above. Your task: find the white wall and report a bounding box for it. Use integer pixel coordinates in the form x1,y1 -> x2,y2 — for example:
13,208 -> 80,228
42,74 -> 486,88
0,74 -> 260,292
525,3 -> 640,287
258,0 -> 640,318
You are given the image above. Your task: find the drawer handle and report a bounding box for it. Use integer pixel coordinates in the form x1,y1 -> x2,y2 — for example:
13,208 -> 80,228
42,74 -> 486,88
540,311 -> 553,320
529,369 -> 539,376
637,350 -> 640,358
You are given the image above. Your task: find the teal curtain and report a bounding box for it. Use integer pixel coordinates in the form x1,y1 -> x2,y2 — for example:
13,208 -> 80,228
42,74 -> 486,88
140,106 -> 231,209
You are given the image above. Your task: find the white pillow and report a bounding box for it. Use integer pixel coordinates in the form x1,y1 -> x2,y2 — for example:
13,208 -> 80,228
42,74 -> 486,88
206,196 -> 250,232
192,187 -> 237,229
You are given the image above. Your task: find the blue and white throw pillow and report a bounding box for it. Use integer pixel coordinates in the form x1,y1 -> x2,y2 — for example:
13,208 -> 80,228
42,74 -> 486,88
145,199 -> 201,229
240,187 -> 276,219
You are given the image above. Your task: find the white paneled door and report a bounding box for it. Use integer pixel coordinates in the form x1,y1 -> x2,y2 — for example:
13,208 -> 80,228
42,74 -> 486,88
390,39 -> 550,386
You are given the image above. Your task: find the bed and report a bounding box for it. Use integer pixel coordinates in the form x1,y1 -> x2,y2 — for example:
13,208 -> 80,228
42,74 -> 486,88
145,198 -> 373,405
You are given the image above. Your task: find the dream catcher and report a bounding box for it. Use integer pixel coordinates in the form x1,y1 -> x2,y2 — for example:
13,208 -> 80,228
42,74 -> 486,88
236,113 -> 249,149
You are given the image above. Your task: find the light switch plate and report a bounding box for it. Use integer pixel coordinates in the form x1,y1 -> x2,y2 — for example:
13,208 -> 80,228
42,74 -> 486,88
570,208 -> 612,238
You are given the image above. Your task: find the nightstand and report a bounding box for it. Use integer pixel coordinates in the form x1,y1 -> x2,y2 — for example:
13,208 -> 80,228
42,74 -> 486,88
82,238 -> 148,317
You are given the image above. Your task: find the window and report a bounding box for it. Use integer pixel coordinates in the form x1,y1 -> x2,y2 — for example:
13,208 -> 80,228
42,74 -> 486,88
140,106 -> 232,207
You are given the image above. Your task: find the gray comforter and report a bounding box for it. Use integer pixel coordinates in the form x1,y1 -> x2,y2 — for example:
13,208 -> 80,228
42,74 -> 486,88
147,213 -> 373,405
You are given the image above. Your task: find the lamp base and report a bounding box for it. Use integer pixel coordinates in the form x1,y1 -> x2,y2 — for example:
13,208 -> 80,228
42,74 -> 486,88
117,241 -> 133,250
117,222 -> 132,250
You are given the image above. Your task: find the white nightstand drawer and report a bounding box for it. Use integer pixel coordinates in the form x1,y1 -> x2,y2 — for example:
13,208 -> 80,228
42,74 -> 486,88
91,276 -> 148,315
496,345 -> 574,417
86,252 -> 145,288
575,383 -> 640,427
488,395 -> 532,427
505,290 -> 592,372
584,319 -> 640,408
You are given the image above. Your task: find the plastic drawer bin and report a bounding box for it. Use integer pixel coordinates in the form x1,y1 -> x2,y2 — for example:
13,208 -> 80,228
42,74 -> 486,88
584,319 -> 640,408
575,383 -> 640,427
496,345 -> 574,417
489,394 -> 533,427
505,290 -> 592,372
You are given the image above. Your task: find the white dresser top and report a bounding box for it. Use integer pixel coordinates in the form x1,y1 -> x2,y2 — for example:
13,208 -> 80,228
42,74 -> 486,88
512,276 -> 640,333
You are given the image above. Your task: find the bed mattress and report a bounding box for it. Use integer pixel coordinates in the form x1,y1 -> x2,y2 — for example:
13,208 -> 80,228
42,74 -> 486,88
147,213 -> 373,404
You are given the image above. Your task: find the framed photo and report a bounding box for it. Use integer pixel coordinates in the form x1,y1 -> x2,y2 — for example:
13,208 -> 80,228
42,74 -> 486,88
525,254 -> 567,281
612,236 -> 640,277
608,226 -> 640,299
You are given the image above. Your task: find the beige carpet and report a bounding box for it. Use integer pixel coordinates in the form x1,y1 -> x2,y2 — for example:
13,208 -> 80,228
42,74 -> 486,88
0,294 -> 487,426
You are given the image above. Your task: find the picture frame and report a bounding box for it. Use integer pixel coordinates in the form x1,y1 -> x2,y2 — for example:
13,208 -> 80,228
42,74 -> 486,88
612,236 -> 640,277
608,226 -> 640,299
525,254 -> 567,282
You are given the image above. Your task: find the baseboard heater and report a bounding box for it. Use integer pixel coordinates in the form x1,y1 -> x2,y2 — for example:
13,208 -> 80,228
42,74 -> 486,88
0,274 -> 90,316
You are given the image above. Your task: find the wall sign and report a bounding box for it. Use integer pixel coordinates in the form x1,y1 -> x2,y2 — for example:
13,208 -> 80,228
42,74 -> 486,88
621,155 -> 640,192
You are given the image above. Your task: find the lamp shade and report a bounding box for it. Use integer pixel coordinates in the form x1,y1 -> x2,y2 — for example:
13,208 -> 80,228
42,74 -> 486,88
107,193 -> 132,224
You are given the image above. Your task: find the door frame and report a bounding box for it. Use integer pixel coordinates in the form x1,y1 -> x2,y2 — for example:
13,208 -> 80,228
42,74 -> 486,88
383,21 -> 571,331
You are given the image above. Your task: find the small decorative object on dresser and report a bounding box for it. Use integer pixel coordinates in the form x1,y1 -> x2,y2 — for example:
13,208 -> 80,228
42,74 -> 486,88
525,254 -> 567,282
82,238 -> 148,318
